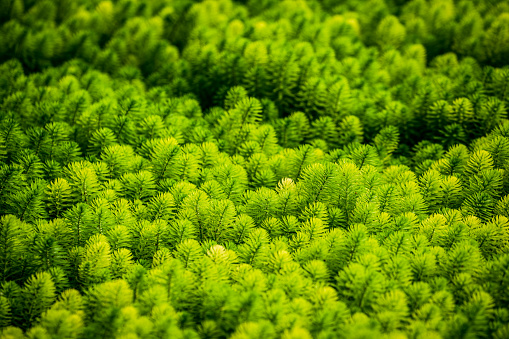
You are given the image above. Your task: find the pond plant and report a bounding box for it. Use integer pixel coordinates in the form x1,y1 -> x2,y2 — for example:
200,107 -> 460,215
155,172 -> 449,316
1,0 -> 509,338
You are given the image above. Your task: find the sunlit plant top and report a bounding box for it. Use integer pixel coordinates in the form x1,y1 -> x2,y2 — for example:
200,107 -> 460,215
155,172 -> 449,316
1,0 -> 509,338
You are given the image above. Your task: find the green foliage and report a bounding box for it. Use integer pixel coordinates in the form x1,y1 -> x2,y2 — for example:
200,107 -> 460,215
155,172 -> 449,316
20,272 -> 56,328
0,0 -> 509,337
0,215 -> 24,282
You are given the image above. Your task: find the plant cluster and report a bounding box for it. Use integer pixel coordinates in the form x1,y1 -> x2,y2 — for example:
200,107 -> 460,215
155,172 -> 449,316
1,0 -> 509,338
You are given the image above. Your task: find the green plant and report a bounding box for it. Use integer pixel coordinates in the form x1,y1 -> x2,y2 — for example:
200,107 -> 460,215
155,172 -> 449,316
1,0 -> 509,337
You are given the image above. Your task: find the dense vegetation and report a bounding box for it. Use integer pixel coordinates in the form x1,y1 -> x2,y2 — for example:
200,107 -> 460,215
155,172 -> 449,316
1,0 -> 509,338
